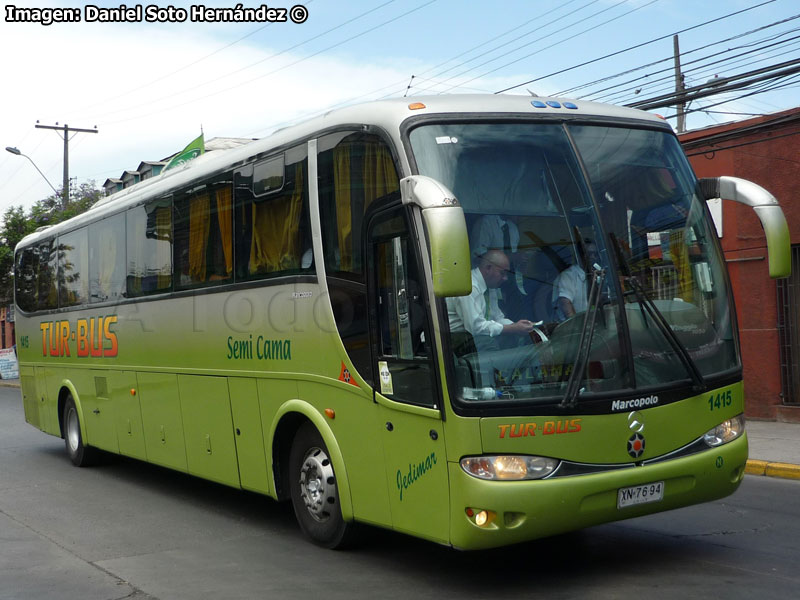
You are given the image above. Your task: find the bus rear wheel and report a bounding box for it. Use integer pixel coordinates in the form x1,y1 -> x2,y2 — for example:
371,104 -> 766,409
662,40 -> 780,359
289,422 -> 353,549
63,395 -> 99,467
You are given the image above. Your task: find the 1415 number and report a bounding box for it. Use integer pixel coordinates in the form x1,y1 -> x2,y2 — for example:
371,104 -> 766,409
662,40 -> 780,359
708,390 -> 732,411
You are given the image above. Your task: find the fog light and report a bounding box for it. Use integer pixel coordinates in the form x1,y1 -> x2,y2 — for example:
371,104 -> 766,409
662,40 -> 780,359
465,507 -> 496,527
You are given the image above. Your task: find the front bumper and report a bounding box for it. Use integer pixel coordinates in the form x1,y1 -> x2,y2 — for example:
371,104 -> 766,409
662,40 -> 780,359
448,433 -> 748,550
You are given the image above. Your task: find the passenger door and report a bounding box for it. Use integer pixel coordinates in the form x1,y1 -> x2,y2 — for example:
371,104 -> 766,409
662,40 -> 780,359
367,205 -> 450,544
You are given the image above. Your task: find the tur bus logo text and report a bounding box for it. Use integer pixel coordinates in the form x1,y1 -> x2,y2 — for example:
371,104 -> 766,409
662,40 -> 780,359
39,316 -> 119,358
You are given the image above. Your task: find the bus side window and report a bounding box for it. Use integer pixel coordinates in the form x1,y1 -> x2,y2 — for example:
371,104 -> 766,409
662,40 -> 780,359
37,239 -> 58,311
317,131 -> 401,384
233,144 -> 312,281
58,228 -> 88,307
126,199 -> 173,297
89,213 -> 126,303
318,132 -> 400,278
15,246 -> 39,313
173,178 -> 234,289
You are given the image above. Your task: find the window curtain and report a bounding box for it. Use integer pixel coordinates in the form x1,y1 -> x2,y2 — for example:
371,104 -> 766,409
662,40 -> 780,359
364,142 -> 399,203
669,230 -> 694,302
188,194 -> 210,282
334,146 -> 352,271
334,141 -> 398,273
250,163 -> 304,273
215,187 -> 233,276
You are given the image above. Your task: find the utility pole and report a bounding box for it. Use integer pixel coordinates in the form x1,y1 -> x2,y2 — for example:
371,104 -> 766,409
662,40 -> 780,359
35,122 -> 98,210
673,35 -> 687,134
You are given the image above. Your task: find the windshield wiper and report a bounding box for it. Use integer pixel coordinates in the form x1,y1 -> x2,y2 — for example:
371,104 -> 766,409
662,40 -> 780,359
560,265 -> 605,409
625,276 -> 706,392
608,233 -> 706,392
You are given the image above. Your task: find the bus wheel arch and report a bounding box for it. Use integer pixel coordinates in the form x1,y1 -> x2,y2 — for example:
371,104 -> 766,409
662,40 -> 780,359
270,401 -> 355,548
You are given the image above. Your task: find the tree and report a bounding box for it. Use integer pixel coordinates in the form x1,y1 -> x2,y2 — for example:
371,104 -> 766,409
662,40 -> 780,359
0,181 -> 101,303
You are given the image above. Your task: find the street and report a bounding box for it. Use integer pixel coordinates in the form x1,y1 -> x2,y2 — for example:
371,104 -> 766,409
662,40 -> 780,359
1,385 -> 798,600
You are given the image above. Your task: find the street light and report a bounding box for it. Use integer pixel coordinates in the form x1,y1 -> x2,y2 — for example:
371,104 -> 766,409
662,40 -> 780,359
5,146 -> 60,197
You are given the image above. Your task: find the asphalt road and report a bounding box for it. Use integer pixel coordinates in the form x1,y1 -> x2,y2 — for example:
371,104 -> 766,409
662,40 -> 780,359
1,385 -> 799,600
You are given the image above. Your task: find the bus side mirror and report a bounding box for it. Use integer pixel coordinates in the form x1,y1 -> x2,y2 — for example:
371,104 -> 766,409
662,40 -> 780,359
699,176 -> 791,279
400,176 -> 472,297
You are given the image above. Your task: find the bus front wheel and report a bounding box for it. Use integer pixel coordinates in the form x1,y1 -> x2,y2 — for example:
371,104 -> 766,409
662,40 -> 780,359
63,395 -> 99,467
289,422 -> 353,549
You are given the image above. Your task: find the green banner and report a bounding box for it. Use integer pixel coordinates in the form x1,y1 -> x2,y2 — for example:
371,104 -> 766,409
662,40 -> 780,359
164,133 -> 204,171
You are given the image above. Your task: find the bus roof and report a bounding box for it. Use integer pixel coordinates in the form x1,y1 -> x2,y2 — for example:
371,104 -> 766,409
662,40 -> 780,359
16,94 -> 668,248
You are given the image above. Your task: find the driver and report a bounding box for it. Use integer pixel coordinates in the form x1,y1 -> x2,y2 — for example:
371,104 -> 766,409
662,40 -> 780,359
447,249 -> 536,352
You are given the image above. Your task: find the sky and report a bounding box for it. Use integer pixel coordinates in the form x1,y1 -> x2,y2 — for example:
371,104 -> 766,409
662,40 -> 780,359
1,0 -> 798,213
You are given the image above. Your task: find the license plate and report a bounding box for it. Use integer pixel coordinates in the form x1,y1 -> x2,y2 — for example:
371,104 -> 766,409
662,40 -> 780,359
617,481 -> 664,509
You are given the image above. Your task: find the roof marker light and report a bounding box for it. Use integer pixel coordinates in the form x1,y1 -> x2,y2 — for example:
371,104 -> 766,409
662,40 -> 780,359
546,101 -> 562,108
531,100 -> 547,108
563,102 -> 578,109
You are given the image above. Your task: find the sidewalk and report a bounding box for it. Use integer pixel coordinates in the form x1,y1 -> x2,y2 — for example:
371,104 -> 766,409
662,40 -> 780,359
1,377 -> 798,480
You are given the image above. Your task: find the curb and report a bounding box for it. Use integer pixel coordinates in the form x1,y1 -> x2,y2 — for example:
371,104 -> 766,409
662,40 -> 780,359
0,381 -> 20,388
745,459 -> 800,480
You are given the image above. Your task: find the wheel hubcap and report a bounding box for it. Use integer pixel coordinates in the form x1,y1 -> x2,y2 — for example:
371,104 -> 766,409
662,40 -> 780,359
298,446 -> 336,522
66,408 -> 80,453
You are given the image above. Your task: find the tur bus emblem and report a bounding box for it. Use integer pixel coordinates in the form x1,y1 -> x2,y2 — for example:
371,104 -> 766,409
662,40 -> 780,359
627,433 -> 646,459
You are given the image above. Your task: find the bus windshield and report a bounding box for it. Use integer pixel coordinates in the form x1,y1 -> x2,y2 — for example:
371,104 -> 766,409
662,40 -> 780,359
409,121 -> 737,409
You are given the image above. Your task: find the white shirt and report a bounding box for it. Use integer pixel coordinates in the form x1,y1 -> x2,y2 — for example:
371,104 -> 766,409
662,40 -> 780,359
447,268 -> 513,337
470,215 -> 520,256
552,264 -> 587,318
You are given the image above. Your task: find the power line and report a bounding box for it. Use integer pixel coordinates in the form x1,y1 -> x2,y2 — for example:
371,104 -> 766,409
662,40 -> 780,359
556,13 -> 800,98
410,0 -> 610,95
71,1 -> 318,119
626,58 -> 800,110
494,0 -> 778,94
98,0 -> 439,126
86,0 -> 400,123
583,24 -> 800,103
435,0 -> 654,95
596,33 -> 800,105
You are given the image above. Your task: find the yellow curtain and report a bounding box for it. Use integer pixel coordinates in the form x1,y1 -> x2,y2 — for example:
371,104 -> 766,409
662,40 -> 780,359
333,146 -> 352,271
215,187 -> 233,275
155,206 -> 172,289
364,142 -> 399,204
188,194 -> 210,282
250,163 -> 304,273
669,230 -> 693,302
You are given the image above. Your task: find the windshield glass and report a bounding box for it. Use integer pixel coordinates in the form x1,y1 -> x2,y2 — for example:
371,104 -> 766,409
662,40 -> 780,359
570,124 -> 738,387
409,121 -> 737,409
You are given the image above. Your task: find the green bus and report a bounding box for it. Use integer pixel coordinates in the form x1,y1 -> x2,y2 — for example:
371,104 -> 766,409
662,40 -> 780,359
14,95 -> 790,550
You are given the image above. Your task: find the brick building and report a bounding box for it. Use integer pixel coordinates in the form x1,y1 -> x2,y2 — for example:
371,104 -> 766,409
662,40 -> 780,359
680,107 -> 800,421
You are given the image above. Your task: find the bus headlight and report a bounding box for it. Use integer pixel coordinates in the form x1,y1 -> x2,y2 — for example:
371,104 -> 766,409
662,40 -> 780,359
703,414 -> 745,447
460,455 -> 559,480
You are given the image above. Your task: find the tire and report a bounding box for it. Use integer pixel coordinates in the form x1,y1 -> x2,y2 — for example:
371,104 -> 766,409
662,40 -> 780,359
289,422 -> 354,549
63,395 -> 99,467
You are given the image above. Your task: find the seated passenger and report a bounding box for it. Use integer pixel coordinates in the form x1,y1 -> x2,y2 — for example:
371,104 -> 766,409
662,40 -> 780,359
552,241 -> 599,320
471,214 -> 536,321
447,249 -> 536,352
